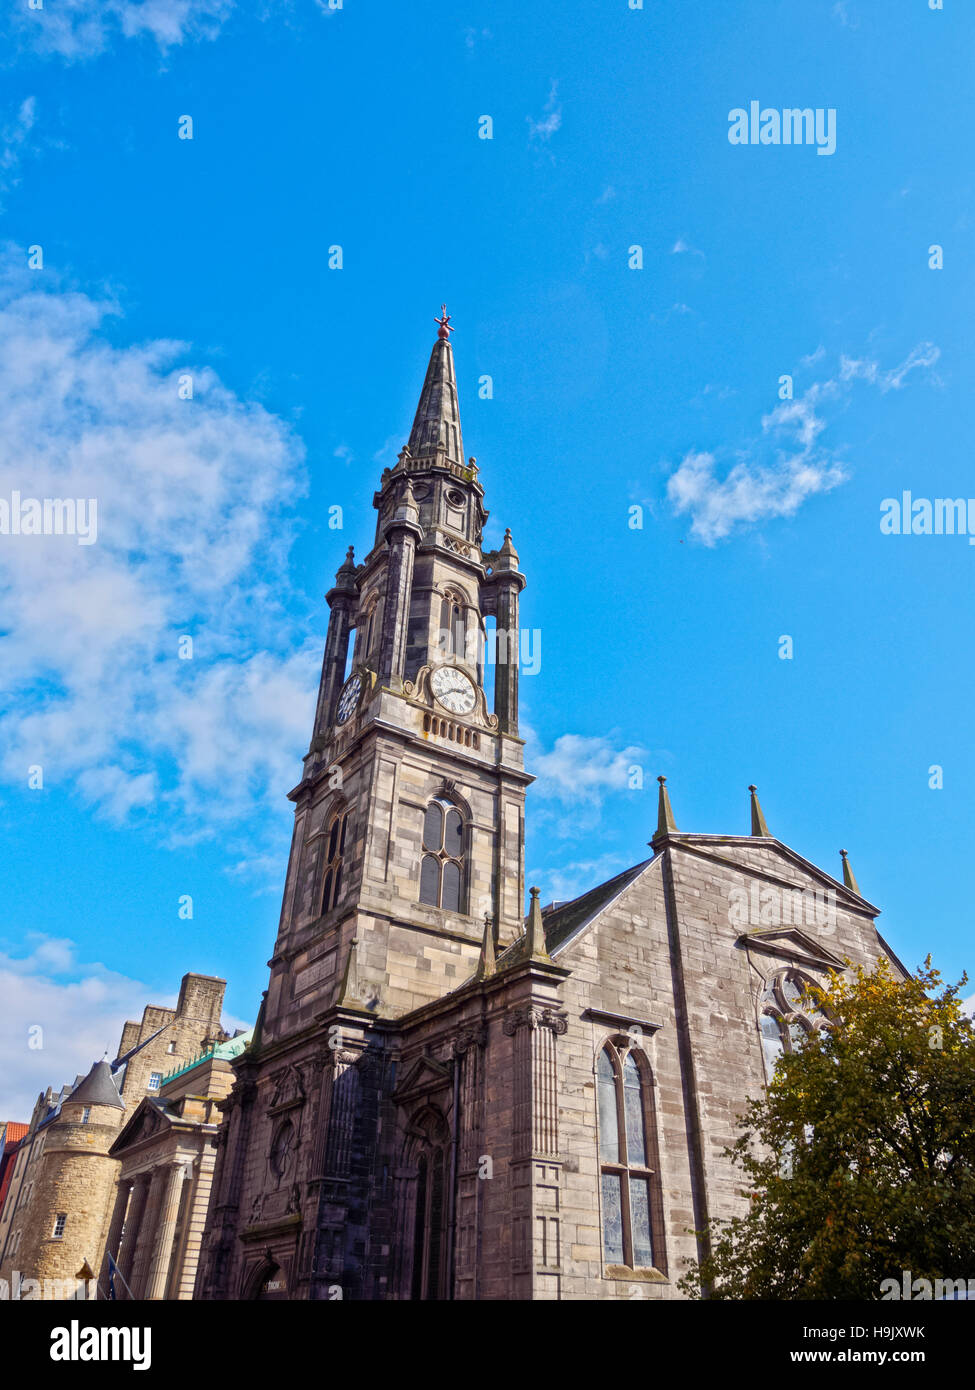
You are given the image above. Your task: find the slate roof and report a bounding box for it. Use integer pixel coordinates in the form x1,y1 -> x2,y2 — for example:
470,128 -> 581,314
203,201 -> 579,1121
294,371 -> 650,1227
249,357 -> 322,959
496,858 -> 653,970
67,1059 -> 124,1110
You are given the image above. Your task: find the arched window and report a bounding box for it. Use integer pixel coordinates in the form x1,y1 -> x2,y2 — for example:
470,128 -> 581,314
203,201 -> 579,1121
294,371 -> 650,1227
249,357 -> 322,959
439,589 -> 468,662
419,796 -> 465,911
759,971 -> 827,1082
321,809 -> 351,915
408,1113 -> 449,1300
596,1042 -> 663,1272
360,595 -> 383,661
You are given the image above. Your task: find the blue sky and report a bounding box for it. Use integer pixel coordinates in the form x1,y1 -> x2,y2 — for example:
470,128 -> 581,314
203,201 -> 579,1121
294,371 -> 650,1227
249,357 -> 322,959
0,0 -> 972,1114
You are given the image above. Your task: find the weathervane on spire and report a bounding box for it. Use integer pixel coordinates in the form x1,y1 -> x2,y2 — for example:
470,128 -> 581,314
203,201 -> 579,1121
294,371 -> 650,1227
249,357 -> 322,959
435,304 -> 454,339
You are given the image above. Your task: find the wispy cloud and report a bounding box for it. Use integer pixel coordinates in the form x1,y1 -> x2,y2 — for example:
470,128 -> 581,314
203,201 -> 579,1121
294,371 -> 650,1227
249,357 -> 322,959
5,0 -> 234,62
527,80 -> 562,147
526,853 -> 630,908
666,342 -> 941,545
671,237 -> 704,259
0,97 -> 38,208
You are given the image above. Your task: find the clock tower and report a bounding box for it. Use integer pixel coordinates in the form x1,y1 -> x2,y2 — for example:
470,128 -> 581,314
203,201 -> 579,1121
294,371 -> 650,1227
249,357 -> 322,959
260,309 -> 531,1047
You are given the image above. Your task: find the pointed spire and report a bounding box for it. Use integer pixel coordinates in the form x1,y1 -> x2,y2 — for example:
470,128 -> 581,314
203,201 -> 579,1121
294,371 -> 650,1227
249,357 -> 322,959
475,912 -> 496,981
496,527 -> 519,571
748,784 -> 771,837
655,775 -> 677,837
407,313 -> 465,467
331,545 -> 356,596
526,887 -> 551,962
336,937 -> 362,1006
839,849 -> 861,895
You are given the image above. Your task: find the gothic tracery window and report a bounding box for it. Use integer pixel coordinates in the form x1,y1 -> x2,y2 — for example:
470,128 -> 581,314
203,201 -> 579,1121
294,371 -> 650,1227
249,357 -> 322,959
596,1042 -> 663,1272
321,809 -> 351,915
419,796 -> 465,911
759,970 -> 827,1080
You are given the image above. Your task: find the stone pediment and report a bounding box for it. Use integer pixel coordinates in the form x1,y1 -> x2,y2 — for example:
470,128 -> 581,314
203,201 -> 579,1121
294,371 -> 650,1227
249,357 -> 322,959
736,927 -> 847,972
110,1099 -> 171,1156
391,1054 -> 452,1104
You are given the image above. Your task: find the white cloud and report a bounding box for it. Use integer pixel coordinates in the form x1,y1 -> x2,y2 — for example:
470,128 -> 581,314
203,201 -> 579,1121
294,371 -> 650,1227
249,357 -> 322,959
667,343 -> 941,545
0,249 -> 315,861
527,81 -> 562,145
667,449 -> 847,545
530,732 -> 646,803
0,936 -> 153,1116
7,0 -> 234,61
0,934 -> 250,1116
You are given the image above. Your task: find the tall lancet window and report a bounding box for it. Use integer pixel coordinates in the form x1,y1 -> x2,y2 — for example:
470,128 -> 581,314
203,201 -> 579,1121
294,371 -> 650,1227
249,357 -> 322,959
408,1113 -> 449,1300
439,590 -> 468,663
321,809 -> 350,915
419,796 -> 466,911
360,595 -> 382,662
596,1042 -> 664,1273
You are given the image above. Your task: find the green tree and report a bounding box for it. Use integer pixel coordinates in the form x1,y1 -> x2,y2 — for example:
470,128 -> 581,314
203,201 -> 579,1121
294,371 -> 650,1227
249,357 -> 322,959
681,957 -> 975,1299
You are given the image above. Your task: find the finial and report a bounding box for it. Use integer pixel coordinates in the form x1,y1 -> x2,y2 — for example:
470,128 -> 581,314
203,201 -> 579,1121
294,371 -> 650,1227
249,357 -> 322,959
839,849 -> 861,896
475,911 -> 496,980
435,304 -> 454,340
653,775 -> 678,839
526,887 -> 551,962
748,784 -> 771,837
336,937 -> 362,1006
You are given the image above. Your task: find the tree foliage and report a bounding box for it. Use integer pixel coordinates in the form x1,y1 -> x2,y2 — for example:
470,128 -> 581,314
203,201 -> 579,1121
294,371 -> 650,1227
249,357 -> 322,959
681,957 -> 975,1299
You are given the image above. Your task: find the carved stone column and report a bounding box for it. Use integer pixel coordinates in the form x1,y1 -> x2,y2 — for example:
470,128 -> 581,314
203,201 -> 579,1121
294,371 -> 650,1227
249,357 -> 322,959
129,1168 -> 166,1299
145,1162 -> 187,1300
116,1173 -> 150,1297
100,1179 -> 132,1294
503,1005 -> 567,1299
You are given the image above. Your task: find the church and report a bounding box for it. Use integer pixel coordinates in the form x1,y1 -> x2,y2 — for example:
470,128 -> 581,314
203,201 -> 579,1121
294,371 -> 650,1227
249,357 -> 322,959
195,312 -> 903,1301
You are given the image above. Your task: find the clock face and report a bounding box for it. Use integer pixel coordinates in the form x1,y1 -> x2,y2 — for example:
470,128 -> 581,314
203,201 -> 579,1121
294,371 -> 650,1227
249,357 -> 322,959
431,665 -> 476,715
336,673 -> 362,725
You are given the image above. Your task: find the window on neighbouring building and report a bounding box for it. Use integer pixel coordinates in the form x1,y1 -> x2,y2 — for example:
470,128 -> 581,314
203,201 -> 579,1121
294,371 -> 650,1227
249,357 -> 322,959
52,1212 -> 67,1239
596,1042 -> 663,1273
147,1073 -> 162,1092
167,1042 -> 176,1054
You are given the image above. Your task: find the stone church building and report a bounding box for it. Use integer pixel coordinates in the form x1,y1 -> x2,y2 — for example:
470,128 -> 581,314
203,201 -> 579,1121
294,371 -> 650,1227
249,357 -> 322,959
195,313 -> 904,1302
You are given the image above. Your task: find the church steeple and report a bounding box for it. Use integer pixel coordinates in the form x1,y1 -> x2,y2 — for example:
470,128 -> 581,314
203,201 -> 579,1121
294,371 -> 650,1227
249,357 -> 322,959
269,307 -> 531,1037
406,307 -> 465,468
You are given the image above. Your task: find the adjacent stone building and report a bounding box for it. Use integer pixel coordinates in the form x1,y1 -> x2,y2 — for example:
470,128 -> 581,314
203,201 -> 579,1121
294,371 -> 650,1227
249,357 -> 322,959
103,1031 -> 251,1300
0,1121 -> 29,1223
0,973 -> 230,1296
195,316 -> 906,1301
